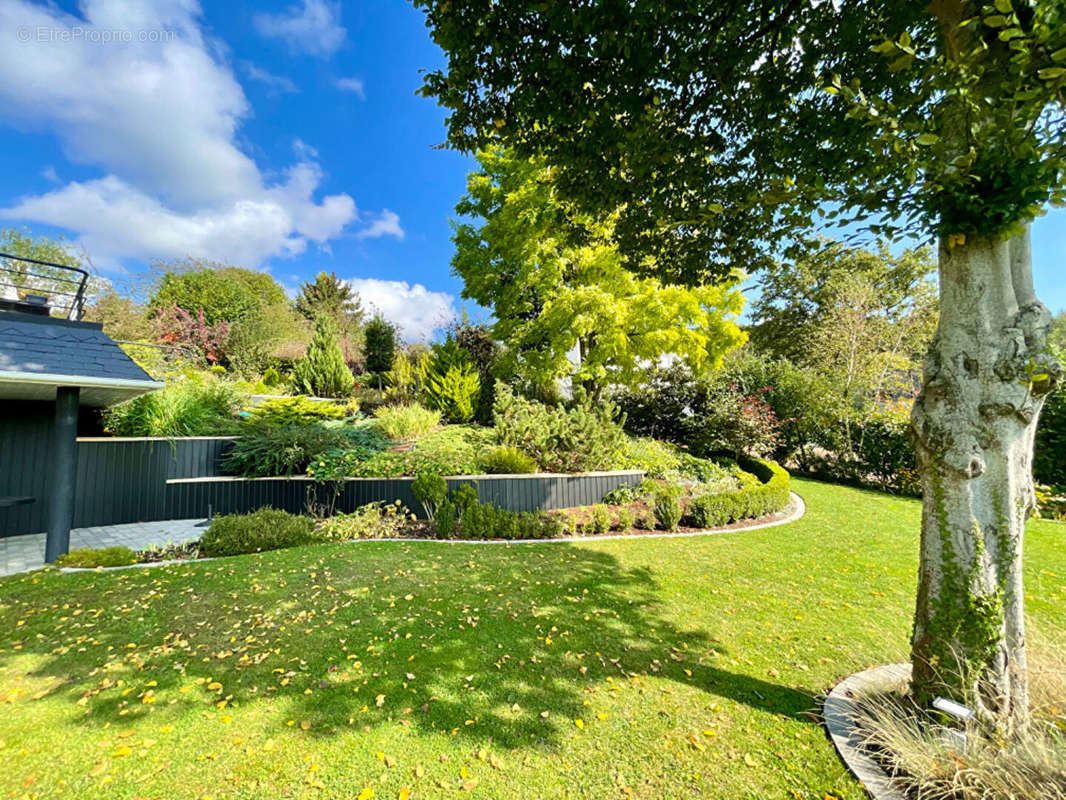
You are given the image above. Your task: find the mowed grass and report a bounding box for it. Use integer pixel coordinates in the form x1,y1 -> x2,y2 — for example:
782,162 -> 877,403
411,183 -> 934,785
0,480 -> 1063,800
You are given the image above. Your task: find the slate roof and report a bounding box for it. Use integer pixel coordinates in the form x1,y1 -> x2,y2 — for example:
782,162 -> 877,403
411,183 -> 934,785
0,311 -> 155,384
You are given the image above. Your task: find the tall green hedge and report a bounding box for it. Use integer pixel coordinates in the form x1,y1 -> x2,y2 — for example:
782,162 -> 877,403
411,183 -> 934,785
685,458 -> 791,528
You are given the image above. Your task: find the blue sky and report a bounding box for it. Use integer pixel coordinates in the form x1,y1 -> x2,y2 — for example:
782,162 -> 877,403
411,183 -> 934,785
0,0 -> 1062,341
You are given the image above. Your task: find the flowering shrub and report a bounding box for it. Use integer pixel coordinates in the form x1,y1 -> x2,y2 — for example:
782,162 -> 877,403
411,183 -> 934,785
153,305 -> 230,364
687,384 -> 782,459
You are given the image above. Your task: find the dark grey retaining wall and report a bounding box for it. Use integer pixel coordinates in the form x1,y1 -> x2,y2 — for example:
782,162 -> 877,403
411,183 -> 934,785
1,434 -> 642,535
165,472 -> 645,521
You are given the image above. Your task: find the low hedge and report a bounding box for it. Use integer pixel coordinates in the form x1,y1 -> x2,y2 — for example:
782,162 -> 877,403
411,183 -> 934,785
199,507 -> 317,557
55,546 -> 138,568
685,458 -> 791,528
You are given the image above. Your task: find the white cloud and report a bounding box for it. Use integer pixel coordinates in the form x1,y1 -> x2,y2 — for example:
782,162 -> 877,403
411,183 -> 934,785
254,0 -> 345,57
356,209 -> 405,241
347,278 -> 457,342
0,0 -> 392,270
41,166 -> 59,183
335,76 -> 365,99
243,62 -> 298,94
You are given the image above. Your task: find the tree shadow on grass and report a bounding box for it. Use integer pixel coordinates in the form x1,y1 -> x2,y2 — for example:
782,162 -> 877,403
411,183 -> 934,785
0,541 -> 818,749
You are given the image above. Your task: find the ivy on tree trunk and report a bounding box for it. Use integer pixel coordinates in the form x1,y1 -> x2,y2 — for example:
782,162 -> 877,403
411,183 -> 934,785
910,228 -> 1059,731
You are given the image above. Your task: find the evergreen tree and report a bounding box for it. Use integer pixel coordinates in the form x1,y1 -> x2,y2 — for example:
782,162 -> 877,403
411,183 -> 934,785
291,316 -> 355,398
294,271 -> 363,327
364,314 -> 399,374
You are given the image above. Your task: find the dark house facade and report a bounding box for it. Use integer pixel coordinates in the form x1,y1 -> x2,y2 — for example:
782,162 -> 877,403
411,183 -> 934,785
0,288 -> 161,559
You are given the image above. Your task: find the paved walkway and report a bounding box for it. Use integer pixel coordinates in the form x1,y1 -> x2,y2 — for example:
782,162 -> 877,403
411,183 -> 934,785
0,519 -> 206,577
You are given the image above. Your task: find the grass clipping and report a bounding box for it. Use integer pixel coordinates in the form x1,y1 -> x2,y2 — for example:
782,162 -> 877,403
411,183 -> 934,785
851,642 -> 1066,800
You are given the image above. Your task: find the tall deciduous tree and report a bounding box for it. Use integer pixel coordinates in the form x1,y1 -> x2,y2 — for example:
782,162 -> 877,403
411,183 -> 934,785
751,240 -> 938,366
415,0 -> 1066,729
149,259 -> 286,325
452,149 -> 746,399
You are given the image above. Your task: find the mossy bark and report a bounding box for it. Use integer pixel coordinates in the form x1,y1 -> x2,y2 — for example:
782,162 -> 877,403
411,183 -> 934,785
909,229 -> 1059,732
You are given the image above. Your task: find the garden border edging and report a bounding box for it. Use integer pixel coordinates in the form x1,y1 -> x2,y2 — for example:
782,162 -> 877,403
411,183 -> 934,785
53,492 -> 805,573
824,662 -> 911,800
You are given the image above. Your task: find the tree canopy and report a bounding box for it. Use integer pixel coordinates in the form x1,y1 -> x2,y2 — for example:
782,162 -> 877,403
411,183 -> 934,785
149,259 -> 287,325
416,0 -> 1066,281
452,149 -> 746,398
750,239 -> 937,369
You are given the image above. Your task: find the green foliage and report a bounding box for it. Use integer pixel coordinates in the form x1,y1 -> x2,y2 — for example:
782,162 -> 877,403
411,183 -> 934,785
316,502 -> 411,542
434,498 -> 458,539
613,508 -> 636,532
246,396 -> 347,426
422,338 -> 482,423
750,240 -> 937,367
602,484 -> 641,505
635,508 -> 656,530
150,262 -> 286,325
451,149 -> 746,398
291,316 -> 355,398
450,500 -> 559,541
372,404 -> 441,441
294,271 -> 363,326
54,547 -> 138,568
262,368 -> 282,387
621,438 -> 682,478
856,410 -> 920,496
588,504 -> 611,534
412,471 -> 448,520
478,446 -> 537,475
685,460 -> 792,528
493,384 -> 628,472
652,484 -> 684,531
385,350 -> 426,405
417,0 -> 1066,273
223,302 -> 308,379
223,423 -> 353,477
451,483 -> 480,512
199,508 -> 316,557
364,315 -> 399,374
103,376 -> 245,437
325,425 -> 491,478
1035,386 -> 1066,488
617,365 -> 781,461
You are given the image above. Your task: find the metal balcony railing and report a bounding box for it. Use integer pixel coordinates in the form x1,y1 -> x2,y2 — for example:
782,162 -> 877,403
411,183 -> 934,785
0,252 -> 89,320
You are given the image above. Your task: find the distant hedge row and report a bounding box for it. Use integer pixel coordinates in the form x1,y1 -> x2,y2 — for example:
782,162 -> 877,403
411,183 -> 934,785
686,458 -> 791,528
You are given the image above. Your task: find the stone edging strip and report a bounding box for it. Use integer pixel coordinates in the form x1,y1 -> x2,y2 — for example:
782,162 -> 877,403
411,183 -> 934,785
57,492 -> 805,572
823,662 -> 911,800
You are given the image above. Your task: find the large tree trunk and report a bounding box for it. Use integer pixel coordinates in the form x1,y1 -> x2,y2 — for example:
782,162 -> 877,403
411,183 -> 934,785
909,229 -> 1059,732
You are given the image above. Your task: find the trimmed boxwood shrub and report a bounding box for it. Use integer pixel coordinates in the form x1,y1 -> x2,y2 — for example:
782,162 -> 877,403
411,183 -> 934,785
55,547 -> 138,568
199,507 -> 316,557
686,458 -> 791,529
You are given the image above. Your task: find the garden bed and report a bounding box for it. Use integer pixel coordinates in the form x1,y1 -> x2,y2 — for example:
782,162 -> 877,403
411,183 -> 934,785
54,459 -> 793,569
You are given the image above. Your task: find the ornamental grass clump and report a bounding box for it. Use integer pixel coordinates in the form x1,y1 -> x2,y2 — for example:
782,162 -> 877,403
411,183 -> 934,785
373,403 -> 441,441
850,639 -> 1066,800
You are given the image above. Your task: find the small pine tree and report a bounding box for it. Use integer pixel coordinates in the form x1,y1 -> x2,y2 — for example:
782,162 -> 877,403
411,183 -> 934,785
292,316 -> 355,398
364,314 -> 398,374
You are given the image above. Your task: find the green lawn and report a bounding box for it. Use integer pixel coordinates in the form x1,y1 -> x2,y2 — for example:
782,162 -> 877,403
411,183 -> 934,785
0,480 -> 1063,800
